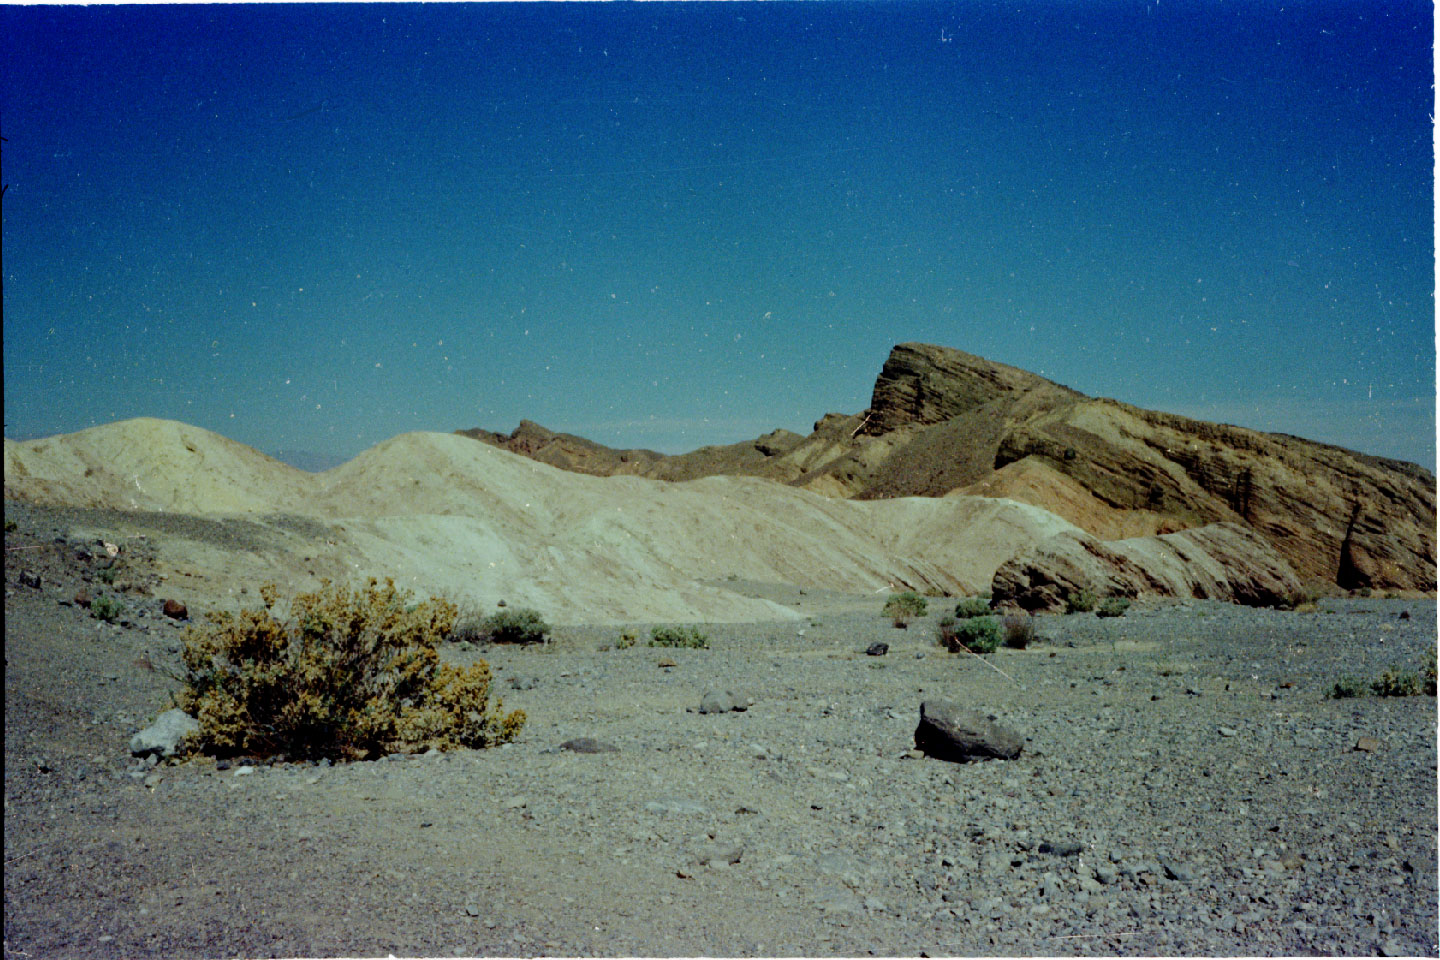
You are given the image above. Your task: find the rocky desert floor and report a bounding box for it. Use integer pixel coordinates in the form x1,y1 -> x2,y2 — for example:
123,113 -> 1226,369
4,503 -> 1438,958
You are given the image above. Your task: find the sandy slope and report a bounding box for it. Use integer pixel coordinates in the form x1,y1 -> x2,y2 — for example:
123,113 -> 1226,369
3,418 -> 311,514
4,419 -> 1082,623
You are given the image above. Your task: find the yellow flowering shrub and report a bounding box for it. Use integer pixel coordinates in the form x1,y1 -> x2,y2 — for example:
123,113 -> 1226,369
176,578 -> 525,761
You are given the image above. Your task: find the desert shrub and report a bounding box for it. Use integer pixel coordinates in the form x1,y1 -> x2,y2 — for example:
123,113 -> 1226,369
482,607 -> 550,645
91,593 -> 125,622
649,626 -> 709,649
1371,669 -> 1423,698
953,598 -> 991,619
1002,612 -> 1036,649
1278,587 -> 1321,611
1096,597 -> 1131,618
1425,654 -> 1438,697
1064,589 -> 1097,614
174,578 -> 524,761
616,631 -> 637,650
884,591 -> 928,625
97,564 -> 118,585
939,615 -> 1001,655
448,603 -> 489,645
936,616 -> 957,645
1328,676 -> 1368,699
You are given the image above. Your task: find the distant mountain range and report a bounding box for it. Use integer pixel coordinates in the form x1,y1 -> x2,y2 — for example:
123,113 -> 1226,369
461,342 -> 1437,594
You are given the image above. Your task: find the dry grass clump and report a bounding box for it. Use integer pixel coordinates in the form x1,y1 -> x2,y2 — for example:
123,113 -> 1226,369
1001,611 -> 1036,649
175,578 -> 524,762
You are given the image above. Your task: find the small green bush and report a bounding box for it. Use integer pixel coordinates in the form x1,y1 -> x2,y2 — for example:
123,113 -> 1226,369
1096,597 -> 1130,618
1372,669 -> 1423,698
1329,677 -> 1369,699
884,591 -> 928,625
649,626 -> 709,649
1064,589 -> 1097,614
953,598 -> 991,619
91,593 -> 125,622
939,615 -> 1001,655
482,608 -> 550,645
175,578 -> 524,761
1001,612 -> 1036,649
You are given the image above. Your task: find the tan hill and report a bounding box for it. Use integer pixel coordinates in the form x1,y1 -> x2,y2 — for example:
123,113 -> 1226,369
459,343 -> 1436,594
2,418 -> 313,514
5,419 -> 1090,622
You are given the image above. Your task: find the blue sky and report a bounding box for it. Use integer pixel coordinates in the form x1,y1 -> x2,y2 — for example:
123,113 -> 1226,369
3,1 -> 1434,470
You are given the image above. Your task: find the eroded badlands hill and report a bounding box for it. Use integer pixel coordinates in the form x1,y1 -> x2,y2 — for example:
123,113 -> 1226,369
4,420 -> 1083,622
463,343 -> 1437,594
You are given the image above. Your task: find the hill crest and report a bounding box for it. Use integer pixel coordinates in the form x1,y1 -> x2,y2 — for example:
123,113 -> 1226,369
459,342 -> 1436,593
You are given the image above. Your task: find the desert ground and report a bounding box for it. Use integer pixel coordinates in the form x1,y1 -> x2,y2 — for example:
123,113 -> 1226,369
4,497 -> 1437,958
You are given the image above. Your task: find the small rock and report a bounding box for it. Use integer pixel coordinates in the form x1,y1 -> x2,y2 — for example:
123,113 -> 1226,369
74,589 -> 92,608
1038,840 -> 1085,857
1354,736 -> 1383,753
129,709 -> 200,758
19,570 -> 42,589
233,765 -> 257,776
162,598 -> 188,620
698,689 -> 749,714
1218,727 -> 1238,738
696,844 -> 744,867
866,642 -> 889,657
643,798 -> 708,815
657,658 -> 678,669
464,904 -> 482,917
1162,859 -> 1194,882
559,738 -> 619,754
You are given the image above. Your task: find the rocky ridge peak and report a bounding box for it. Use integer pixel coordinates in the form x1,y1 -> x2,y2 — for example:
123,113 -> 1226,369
861,342 -> 1082,435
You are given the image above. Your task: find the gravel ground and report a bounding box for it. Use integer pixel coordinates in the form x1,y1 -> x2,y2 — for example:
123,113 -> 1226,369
4,505 -> 1437,958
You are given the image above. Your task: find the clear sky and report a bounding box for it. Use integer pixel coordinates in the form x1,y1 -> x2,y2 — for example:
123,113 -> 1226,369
3,1 -> 1434,471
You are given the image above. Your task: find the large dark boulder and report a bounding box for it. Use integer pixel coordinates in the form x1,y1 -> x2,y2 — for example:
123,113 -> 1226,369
914,700 -> 1022,762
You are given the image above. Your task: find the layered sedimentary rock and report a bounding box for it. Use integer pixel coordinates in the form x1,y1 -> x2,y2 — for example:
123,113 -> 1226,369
990,522 -> 1306,612
457,342 -> 1436,594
